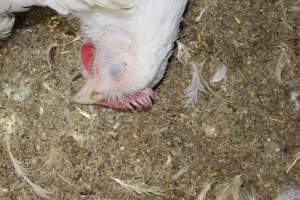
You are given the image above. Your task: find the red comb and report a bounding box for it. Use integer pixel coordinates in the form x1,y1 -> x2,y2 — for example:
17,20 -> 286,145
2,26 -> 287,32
81,42 -> 95,73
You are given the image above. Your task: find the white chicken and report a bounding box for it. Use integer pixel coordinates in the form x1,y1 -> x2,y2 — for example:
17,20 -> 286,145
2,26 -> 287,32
0,0 -> 188,109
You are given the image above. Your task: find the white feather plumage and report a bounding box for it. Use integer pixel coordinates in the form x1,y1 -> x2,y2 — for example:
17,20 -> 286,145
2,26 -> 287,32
0,0 -> 134,39
0,0 -> 134,14
134,0 -> 188,87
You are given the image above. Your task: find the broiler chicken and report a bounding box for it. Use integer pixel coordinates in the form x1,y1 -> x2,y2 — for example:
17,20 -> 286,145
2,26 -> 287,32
0,0 -> 188,109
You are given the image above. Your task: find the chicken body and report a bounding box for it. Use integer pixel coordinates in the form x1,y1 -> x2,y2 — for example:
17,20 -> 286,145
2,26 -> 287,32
0,0 -> 188,109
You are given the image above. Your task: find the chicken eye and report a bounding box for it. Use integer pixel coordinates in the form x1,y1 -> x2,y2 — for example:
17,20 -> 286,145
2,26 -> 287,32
110,63 -> 125,77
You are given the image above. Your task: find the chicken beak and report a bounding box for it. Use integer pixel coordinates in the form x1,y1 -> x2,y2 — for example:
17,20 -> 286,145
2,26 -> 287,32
72,76 -> 101,105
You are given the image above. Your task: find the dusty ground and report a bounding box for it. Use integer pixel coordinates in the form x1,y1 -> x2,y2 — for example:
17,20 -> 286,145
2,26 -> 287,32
0,0 -> 299,199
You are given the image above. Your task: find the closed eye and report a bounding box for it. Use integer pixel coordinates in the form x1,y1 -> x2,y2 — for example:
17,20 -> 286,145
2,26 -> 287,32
110,64 -> 123,76
110,62 -> 128,82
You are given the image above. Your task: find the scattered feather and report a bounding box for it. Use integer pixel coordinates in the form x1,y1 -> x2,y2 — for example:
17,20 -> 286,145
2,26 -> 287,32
195,1 -> 217,22
112,177 -> 162,196
172,160 -> 198,180
177,42 -> 227,107
22,176 -> 52,199
172,165 -> 190,180
290,91 -> 300,111
184,60 -> 228,108
177,41 -> 192,65
0,13 -> 15,40
274,188 -> 300,200
274,43 -> 291,83
196,180 -> 215,200
47,45 -> 58,73
21,29 -> 33,34
244,189 -> 258,200
6,136 -> 51,199
56,173 -> 73,186
3,114 -> 51,199
288,79 -> 300,89
286,151 -> 300,173
184,61 -> 206,108
216,175 -> 243,200
1,113 -> 18,134
3,77 -> 35,102
280,0 -> 293,31
210,64 -> 227,83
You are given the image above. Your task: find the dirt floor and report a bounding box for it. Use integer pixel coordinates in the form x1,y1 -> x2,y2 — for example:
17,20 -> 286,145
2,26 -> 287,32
0,0 -> 299,199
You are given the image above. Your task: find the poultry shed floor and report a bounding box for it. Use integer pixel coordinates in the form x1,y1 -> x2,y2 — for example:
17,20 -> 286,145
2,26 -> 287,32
0,1 -> 299,200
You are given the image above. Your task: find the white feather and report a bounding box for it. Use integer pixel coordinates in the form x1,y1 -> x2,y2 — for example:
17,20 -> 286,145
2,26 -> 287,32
6,136 -> 52,199
184,61 -> 206,108
0,14 -> 15,39
274,188 -> 300,200
290,91 -> 300,111
177,41 -> 192,65
210,64 -> 227,83
111,177 -> 162,196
